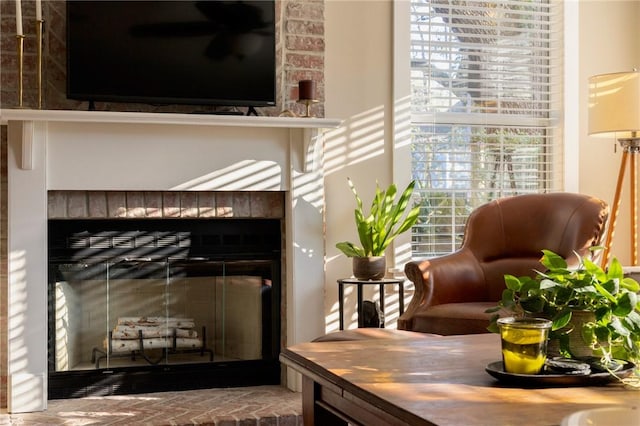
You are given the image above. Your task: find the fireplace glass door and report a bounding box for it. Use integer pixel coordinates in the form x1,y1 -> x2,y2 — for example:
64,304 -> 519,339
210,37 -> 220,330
48,218 -> 281,397
52,259 -> 273,371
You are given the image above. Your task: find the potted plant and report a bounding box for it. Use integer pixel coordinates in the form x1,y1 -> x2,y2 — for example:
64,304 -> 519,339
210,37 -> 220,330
487,249 -> 640,369
335,178 -> 420,280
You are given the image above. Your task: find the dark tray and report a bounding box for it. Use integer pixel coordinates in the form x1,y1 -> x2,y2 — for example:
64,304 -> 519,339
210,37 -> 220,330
485,360 -> 635,387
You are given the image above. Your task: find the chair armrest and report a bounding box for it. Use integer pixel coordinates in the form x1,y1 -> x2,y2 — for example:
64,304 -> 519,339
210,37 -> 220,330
398,249 -> 487,330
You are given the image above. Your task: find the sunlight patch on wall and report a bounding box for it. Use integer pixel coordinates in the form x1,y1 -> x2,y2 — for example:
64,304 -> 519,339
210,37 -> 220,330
8,250 -> 28,370
324,106 -> 386,175
292,170 -> 324,210
392,242 -> 413,272
172,160 -> 282,191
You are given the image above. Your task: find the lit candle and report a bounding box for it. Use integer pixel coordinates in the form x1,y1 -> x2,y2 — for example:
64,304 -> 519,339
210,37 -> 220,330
298,80 -> 316,101
36,0 -> 42,21
15,0 -> 23,35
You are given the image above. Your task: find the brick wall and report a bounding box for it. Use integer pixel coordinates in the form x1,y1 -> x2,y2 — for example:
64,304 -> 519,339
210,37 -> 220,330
0,0 -> 325,116
0,0 -> 324,408
48,191 -> 285,219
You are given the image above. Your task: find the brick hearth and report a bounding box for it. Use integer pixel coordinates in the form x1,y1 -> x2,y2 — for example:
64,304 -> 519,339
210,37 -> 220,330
0,385 -> 303,425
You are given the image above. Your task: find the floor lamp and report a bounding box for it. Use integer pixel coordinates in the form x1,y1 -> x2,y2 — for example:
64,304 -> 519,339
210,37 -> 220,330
588,71 -> 640,268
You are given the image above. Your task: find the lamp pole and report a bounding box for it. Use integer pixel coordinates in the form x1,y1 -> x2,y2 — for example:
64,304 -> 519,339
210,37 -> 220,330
601,137 -> 640,268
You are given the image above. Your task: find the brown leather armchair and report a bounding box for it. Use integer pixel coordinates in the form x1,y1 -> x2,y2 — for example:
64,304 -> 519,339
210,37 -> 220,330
398,193 -> 609,335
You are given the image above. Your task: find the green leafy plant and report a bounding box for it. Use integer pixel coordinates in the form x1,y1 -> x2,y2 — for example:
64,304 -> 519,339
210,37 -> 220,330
335,178 -> 420,257
487,249 -> 640,365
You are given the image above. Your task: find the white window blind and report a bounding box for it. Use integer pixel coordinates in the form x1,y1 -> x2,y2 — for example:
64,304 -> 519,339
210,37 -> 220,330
410,0 -> 564,258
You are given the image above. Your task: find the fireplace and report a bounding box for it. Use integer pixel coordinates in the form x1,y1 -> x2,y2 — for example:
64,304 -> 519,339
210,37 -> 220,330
3,110 -> 340,412
47,217 -> 282,398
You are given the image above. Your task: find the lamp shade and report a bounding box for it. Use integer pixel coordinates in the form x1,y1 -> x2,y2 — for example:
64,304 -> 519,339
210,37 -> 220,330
588,71 -> 640,137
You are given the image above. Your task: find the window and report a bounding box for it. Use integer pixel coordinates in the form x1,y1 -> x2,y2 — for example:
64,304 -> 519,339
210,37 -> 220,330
410,0 -> 564,258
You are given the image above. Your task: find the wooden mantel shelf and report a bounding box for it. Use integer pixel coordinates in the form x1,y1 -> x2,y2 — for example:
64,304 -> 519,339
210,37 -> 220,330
0,109 -> 343,172
0,108 -> 342,129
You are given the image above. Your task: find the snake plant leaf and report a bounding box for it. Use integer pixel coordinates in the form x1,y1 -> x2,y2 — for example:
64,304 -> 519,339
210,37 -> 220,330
335,241 -> 365,258
393,205 -> 421,236
374,181 -> 420,252
347,177 -> 365,213
354,209 -> 373,255
336,178 -> 420,257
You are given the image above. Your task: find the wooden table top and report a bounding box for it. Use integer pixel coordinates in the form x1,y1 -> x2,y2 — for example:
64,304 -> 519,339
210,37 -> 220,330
280,333 -> 639,426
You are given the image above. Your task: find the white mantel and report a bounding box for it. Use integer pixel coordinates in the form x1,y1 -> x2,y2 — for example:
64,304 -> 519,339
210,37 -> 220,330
1,109 -> 341,173
1,109 -> 341,413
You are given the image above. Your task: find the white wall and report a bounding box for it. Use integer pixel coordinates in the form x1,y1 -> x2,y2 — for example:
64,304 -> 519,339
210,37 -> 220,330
322,0 -> 640,334
579,0 -> 640,266
324,0 -> 396,332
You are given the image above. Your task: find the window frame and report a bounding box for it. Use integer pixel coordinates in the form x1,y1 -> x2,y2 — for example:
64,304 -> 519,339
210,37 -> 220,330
393,0 -> 570,260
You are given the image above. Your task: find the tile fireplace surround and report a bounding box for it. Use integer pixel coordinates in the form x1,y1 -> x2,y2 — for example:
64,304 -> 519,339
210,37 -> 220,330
0,109 -> 341,413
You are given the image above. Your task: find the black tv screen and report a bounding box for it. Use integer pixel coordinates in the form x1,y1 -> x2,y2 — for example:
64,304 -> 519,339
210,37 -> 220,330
66,1 -> 276,108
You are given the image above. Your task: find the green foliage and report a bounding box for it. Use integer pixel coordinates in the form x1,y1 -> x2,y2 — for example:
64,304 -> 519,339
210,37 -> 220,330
487,249 -> 640,364
335,179 -> 421,257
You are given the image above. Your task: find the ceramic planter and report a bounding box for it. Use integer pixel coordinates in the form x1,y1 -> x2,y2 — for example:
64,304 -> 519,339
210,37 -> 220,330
352,256 -> 386,280
548,310 -> 596,359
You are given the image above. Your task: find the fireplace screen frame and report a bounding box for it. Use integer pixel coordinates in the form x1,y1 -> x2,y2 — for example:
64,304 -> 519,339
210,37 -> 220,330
47,218 -> 282,399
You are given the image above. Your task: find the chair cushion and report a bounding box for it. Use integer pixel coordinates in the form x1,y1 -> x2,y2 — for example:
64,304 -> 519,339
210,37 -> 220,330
411,302 -> 509,335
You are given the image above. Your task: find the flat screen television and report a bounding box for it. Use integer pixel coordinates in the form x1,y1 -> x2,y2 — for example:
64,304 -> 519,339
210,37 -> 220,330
66,1 -> 276,109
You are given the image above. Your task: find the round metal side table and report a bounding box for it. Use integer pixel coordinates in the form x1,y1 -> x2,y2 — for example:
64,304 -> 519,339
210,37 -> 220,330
337,278 -> 405,330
